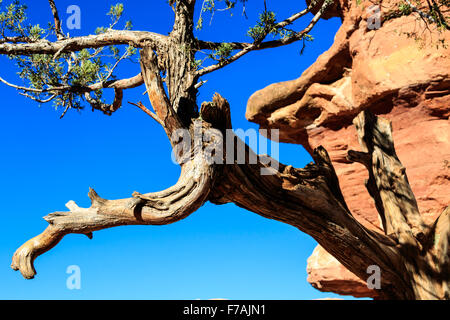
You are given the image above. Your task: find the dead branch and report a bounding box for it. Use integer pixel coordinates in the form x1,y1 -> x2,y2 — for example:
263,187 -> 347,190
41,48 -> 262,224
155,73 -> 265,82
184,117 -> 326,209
0,30 -> 167,56
11,151 -> 216,279
348,111 -> 428,246
47,0 -> 65,40
129,101 -> 163,125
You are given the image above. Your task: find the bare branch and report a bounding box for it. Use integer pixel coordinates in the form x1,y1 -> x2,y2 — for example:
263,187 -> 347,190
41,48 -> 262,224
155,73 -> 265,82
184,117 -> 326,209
140,47 -> 184,136
47,0 -> 65,40
19,92 -> 57,104
194,79 -> 208,89
404,0 -> 436,23
84,88 -> 123,115
89,73 -> 144,91
197,0 -> 322,51
196,0 -> 331,77
0,73 -> 143,94
275,0 -> 322,29
0,75 -> 46,93
0,36 -> 35,44
11,152 -> 216,279
0,30 -> 167,55
348,111 -> 428,246
207,107 -> 408,299
129,101 -> 163,125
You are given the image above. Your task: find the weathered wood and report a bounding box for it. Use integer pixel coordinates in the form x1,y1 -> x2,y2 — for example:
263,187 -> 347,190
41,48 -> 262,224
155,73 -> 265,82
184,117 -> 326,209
11,150 -> 216,279
347,110 -> 449,299
209,125 -> 409,299
11,93 -> 450,300
349,111 -> 427,245
7,1 -> 450,300
428,206 -> 450,299
0,30 -> 166,55
140,47 -> 184,138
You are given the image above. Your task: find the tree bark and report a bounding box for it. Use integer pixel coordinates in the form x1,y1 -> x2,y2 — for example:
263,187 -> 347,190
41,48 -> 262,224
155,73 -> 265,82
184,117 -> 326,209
9,0 -> 450,300
12,85 -> 449,298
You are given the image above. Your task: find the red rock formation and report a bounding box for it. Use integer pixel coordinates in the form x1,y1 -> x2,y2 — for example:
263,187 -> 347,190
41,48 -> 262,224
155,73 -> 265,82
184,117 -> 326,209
307,245 -> 378,298
247,0 -> 450,298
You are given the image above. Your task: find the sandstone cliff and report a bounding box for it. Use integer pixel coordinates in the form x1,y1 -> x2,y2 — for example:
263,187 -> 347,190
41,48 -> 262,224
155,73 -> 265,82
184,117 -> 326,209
247,0 -> 450,298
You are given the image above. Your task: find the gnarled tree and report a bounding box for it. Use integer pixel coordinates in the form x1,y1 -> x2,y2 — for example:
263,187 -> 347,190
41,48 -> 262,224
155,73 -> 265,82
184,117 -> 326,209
2,0 -> 449,300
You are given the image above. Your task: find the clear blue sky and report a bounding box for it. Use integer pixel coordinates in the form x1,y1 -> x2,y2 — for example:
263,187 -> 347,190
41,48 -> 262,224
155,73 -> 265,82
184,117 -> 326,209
0,0 -> 355,300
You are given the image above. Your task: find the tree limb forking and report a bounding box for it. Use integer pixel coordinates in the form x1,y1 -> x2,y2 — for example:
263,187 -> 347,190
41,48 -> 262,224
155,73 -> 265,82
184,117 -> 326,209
347,111 -> 428,246
0,0 -> 331,117
140,46 -> 185,137
0,73 -> 144,115
196,0 -> 332,77
9,86 -> 450,298
4,0 -> 450,300
196,0 -> 322,51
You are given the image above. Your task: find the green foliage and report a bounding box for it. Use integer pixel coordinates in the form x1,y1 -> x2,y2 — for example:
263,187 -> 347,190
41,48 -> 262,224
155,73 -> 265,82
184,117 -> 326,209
247,10 -> 275,41
97,2 -> 131,31
247,10 -> 291,41
398,1 -> 413,15
0,1 -> 136,114
191,59 -> 203,70
209,42 -> 233,61
429,0 -> 449,30
0,0 -> 47,40
107,3 -> 124,20
124,20 -> 133,30
28,24 -> 44,40
0,0 -> 27,33
247,9 -> 296,43
384,0 -> 448,28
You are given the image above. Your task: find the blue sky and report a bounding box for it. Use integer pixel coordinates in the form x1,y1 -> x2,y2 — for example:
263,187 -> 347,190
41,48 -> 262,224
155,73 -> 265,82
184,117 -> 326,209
0,0 -> 354,300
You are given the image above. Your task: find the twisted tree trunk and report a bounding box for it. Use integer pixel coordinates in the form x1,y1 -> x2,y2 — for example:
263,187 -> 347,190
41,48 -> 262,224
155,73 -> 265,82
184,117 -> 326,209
11,0 -> 449,300
12,89 -> 449,299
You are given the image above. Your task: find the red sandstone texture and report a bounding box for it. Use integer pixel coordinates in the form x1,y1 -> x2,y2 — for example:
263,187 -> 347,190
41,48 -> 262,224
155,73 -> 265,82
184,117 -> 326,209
246,0 -> 450,298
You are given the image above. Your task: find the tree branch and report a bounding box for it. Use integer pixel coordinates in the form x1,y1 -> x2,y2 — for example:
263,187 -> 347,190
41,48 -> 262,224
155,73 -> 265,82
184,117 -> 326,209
196,0 -> 331,77
210,130 -> 409,299
404,0 -> 436,23
11,89 -> 447,298
11,151 -> 216,279
0,36 -> 35,44
140,46 -> 184,137
347,110 -> 428,247
0,73 -> 144,115
47,0 -> 65,40
84,88 -> 123,115
0,30 -> 167,55
0,73 -> 143,93
129,101 -> 163,125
